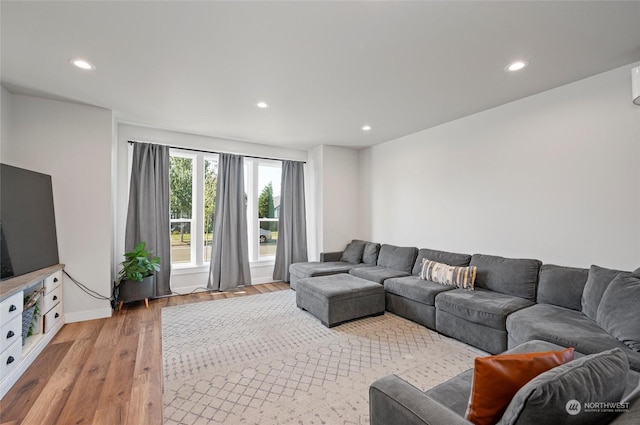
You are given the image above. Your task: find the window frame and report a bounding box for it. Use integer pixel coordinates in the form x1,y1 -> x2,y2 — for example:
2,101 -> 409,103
169,149 -> 219,269
168,151 -> 280,271
245,158 -> 281,264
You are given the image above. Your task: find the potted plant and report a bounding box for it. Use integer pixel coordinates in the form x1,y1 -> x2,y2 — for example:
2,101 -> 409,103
116,242 -> 161,310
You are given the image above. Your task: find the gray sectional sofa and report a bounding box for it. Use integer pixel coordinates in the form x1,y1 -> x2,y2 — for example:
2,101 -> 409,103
290,241 -> 640,424
370,340 -> 640,425
289,241 -> 640,370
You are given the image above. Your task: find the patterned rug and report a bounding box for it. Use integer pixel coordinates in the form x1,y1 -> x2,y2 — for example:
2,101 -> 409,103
163,290 -> 480,425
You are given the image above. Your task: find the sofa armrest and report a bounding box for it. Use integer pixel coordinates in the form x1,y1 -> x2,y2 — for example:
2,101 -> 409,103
320,251 -> 343,262
369,375 -> 472,425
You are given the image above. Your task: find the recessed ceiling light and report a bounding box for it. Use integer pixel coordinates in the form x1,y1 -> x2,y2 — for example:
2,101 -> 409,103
256,101 -> 269,108
362,125 -> 372,132
69,58 -> 95,70
506,60 -> 528,72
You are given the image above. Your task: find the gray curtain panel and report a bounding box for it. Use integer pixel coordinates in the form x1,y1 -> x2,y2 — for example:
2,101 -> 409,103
273,161 -> 308,282
124,142 -> 172,296
208,154 -> 252,291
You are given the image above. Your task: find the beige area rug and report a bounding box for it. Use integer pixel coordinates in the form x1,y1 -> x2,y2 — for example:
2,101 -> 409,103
163,290 -> 480,425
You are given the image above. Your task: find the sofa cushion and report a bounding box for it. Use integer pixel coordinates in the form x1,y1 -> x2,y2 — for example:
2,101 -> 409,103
289,261 -> 362,278
597,272 -> 640,352
349,266 -> 410,284
425,369 -> 474,417
536,264 -> 588,311
466,348 -> 574,425
384,276 -> 456,306
582,264 -> 623,321
506,303 -> 640,371
377,245 -> 418,273
498,348 -> 629,425
411,248 -> 472,276
435,288 -> 534,331
362,242 -> 381,265
420,259 -> 477,290
340,242 -> 366,264
470,254 -> 541,301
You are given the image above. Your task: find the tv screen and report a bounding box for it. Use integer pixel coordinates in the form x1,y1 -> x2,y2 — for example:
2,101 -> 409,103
1,164 -> 59,280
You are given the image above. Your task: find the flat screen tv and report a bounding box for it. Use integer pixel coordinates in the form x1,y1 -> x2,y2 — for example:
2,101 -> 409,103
1,163 -> 59,280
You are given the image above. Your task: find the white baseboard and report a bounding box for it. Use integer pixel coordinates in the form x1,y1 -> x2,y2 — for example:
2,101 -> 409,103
251,276 -> 278,285
170,279 -> 279,295
65,307 -> 112,323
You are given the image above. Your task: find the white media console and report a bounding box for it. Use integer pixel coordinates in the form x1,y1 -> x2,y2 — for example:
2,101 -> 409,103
0,264 -> 65,399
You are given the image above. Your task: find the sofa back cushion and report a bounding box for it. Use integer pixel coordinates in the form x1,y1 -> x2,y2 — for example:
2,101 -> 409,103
536,264 -> 588,311
596,272 -> 640,352
352,240 -> 381,265
412,248 -> 472,276
582,265 -> 624,321
340,242 -> 365,264
470,254 -> 541,301
362,243 -> 381,265
377,245 -> 418,273
498,348 -> 629,425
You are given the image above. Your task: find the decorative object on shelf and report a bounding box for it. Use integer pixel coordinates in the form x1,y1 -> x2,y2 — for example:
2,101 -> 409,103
22,287 -> 44,345
115,242 -> 161,310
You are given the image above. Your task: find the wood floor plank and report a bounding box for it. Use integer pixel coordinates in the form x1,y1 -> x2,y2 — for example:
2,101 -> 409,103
0,341 -> 73,423
23,367 -> 81,425
55,336 -> 117,425
91,403 -> 129,425
0,282 -> 286,425
95,333 -> 139,413
52,318 -> 104,343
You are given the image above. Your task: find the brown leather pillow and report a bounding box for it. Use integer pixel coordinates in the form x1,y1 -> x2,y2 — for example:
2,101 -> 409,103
465,347 -> 575,425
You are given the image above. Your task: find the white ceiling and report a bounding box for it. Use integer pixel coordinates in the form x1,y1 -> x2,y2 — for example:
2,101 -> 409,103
2,1 -> 639,150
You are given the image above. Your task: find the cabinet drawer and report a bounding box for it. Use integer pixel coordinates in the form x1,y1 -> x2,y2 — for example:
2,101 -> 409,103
0,292 -> 23,325
44,302 -> 63,334
44,270 -> 62,294
0,339 -> 22,379
0,315 -> 22,355
42,285 -> 62,314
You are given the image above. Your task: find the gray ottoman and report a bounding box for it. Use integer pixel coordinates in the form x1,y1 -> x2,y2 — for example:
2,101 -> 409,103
296,274 -> 385,327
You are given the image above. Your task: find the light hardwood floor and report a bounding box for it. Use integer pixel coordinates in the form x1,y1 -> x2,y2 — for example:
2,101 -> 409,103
0,282 -> 289,425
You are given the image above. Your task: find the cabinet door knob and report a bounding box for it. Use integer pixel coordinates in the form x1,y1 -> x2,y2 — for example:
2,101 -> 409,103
54,313 -> 60,319
6,330 -> 14,339
6,356 -> 14,365
53,277 -> 58,283
53,295 -> 58,301
9,305 -> 17,312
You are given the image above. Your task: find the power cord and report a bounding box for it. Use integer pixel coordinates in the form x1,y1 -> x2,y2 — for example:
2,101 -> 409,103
63,270 -> 113,301
171,287 -> 218,296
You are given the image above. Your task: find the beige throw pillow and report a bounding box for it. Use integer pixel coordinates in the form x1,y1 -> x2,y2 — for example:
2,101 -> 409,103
420,258 -> 477,290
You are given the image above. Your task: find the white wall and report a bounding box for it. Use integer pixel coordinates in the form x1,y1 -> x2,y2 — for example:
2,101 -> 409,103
2,93 -> 113,322
321,145 -> 361,253
115,123 -> 308,293
359,63 -> 640,270
304,144 -> 362,259
0,87 -> 11,156
305,145 -> 323,261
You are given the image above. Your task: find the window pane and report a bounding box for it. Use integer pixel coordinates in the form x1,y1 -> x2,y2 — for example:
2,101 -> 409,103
171,221 -> 191,263
203,158 -> 218,262
259,219 -> 277,257
170,156 -> 193,219
258,163 -> 281,259
258,164 -> 280,219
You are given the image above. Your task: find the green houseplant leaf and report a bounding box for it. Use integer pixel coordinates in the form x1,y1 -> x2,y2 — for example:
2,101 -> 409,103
116,242 -> 161,285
